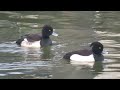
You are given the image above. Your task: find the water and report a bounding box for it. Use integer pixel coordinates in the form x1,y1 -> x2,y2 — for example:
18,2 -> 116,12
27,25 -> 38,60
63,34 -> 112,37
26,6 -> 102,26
0,11 -> 120,79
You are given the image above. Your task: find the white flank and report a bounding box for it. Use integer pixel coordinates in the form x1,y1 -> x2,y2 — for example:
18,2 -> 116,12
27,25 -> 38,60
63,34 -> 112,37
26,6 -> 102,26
21,38 -> 40,48
70,54 -> 94,66
70,54 -> 94,62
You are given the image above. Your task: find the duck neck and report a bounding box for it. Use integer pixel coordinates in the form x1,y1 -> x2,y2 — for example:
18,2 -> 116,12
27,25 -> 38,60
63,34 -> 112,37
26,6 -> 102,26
42,35 -> 50,39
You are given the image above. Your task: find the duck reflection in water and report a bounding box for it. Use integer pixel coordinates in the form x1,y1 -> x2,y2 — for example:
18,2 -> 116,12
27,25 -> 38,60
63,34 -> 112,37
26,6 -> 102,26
53,54 -> 105,79
41,46 -> 53,60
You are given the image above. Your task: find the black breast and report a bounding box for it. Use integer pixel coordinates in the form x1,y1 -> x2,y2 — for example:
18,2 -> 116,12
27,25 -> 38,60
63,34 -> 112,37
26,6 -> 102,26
40,38 -> 52,47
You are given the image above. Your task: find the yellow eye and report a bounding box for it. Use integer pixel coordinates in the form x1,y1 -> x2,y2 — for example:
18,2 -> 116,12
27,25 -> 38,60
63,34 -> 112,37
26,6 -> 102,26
99,47 -> 101,49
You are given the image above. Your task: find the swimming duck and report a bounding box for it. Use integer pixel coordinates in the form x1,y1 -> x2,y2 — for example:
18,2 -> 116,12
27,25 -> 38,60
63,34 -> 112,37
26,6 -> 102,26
63,42 -> 104,62
16,25 -> 58,48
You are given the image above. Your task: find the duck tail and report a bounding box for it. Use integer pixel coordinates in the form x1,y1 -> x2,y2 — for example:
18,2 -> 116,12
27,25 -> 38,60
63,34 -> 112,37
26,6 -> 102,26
16,38 -> 24,46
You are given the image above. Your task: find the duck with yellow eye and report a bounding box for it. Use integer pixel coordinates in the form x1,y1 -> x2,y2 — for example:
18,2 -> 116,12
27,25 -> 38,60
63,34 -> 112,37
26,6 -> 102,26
16,25 -> 58,48
63,42 -> 105,63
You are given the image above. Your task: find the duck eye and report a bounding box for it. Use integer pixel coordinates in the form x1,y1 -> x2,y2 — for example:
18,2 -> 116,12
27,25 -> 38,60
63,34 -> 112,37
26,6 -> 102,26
49,30 -> 51,32
99,47 -> 101,49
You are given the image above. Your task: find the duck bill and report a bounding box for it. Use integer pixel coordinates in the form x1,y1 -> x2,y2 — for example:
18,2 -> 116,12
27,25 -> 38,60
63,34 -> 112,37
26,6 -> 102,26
52,29 -> 58,36
102,50 -> 108,54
